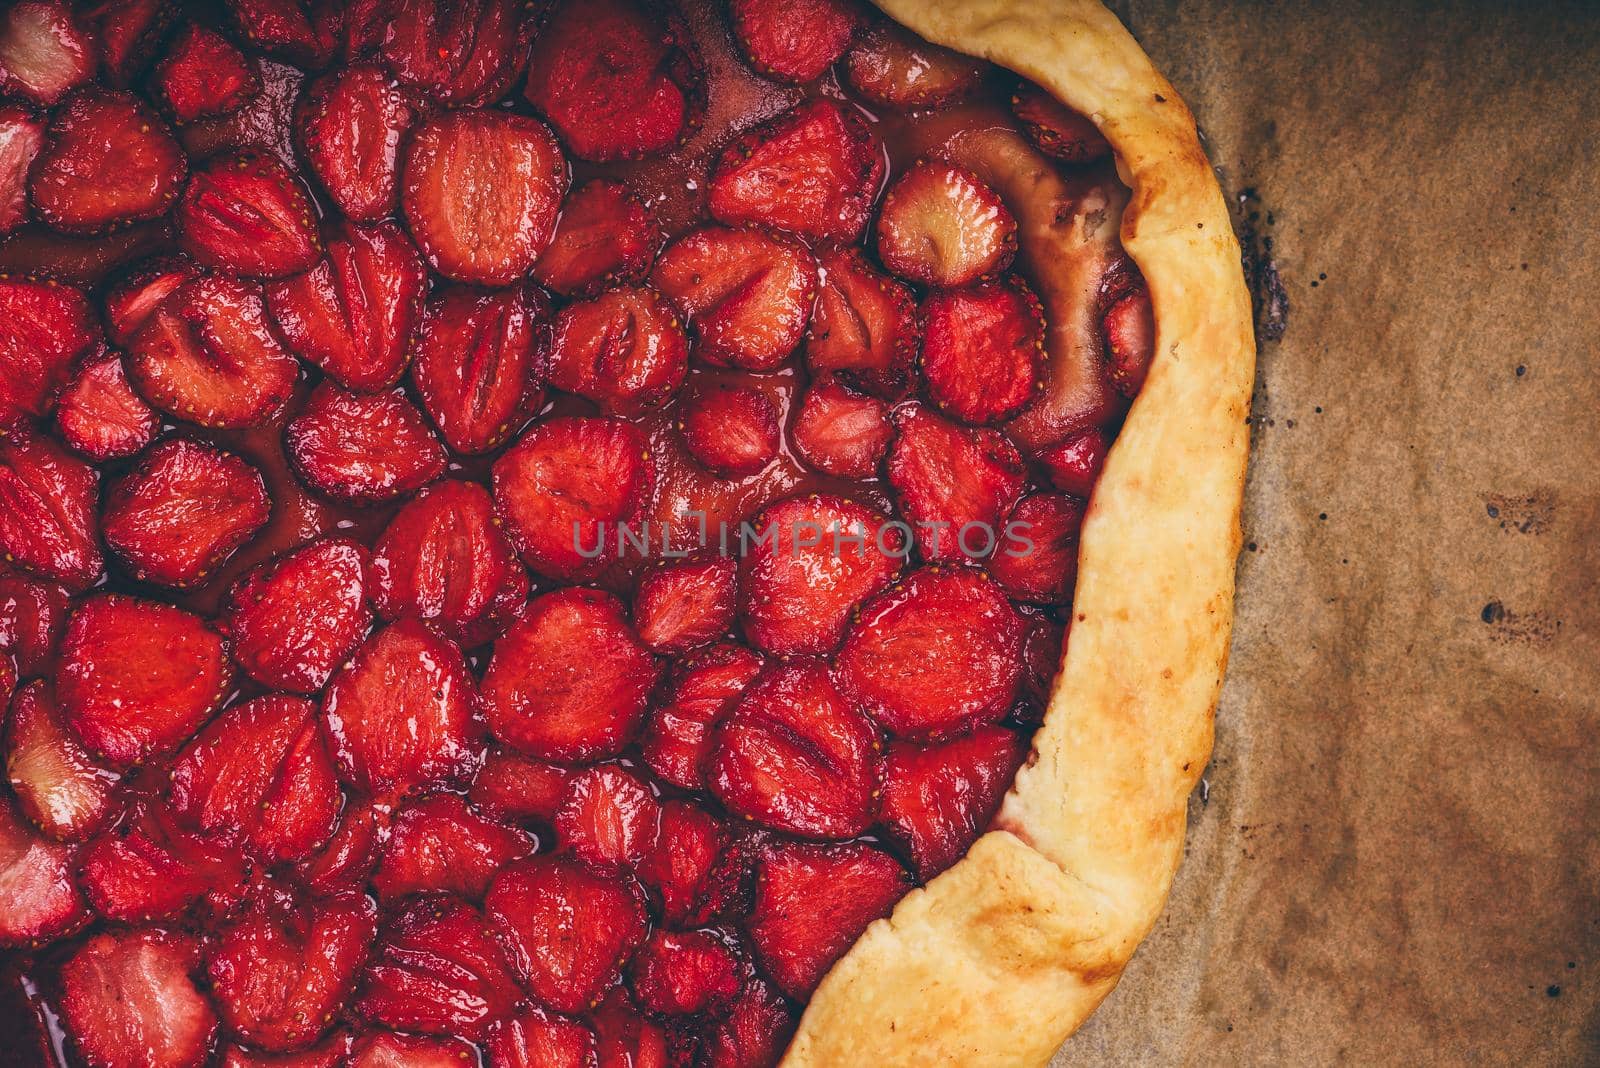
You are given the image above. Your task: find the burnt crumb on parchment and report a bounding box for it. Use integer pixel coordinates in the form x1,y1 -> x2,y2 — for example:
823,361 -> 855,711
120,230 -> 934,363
1479,600 -> 1563,645
1234,187 -> 1289,343
1482,491 -> 1556,535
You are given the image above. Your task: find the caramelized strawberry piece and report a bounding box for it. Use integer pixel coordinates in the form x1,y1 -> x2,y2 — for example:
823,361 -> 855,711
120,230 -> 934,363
373,794 -> 533,901
226,0 -> 339,69
705,977 -> 797,1068
468,748 -> 573,828
709,100 -> 883,243
591,989 -> 675,1068
535,179 -> 662,297
322,619 -> 477,802
0,1 -> 94,107
747,839 -> 909,999
881,725 -> 1025,879
402,109 -> 567,286
482,588 -> 660,763
631,929 -> 743,1017
792,381 -> 890,478
486,853 -> 648,1015
1036,425 -> 1107,498
79,803 -> 249,921
844,18 -> 985,110
155,23 -> 260,124
886,403 -> 1026,561
547,285 -> 689,415
490,1009 -> 599,1068
634,554 -> 737,654
221,1034 -> 352,1068
0,276 -> 99,430
103,255 -> 198,346
380,0 -> 533,107
738,495 -> 903,656
268,220 -> 427,392
348,1032 -> 479,1067
730,0 -> 858,83
990,492 -> 1085,604
0,105 -> 44,235
492,416 -> 654,581
55,354 -> 157,461
80,0 -> 173,87
295,801 -> 384,898
225,537 -> 373,693
0,791 -> 88,945
297,63 -> 416,221
287,382 -> 446,504
1012,82 -> 1111,163
0,431 -> 103,590
5,680 -> 120,841
637,799 -> 728,926
877,162 -> 1016,287
0,569 -> 69,675
1104,283 -> 1155,396
60,929 -> 217,1068
1018,610 -> 1065,716
555,764 -> 661,870
805,246 -> 917,398
641,643 -> 763,793
921,280 -> 1046,425
680,382 -> 779,476
177,152 -> 320,278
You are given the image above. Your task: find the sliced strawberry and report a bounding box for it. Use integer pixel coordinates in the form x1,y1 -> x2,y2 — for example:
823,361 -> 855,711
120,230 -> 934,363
0,430 -> 103,591
373,794 -> 534,901
225,536 -> 373,693
356,893 -> 522,1040
634,554 -> 737,655
401,109 -> 567,286
843,18 -> 985,110
804,245 -> 917,398
79,803 -> 249,921
321,619 -> 478,802
0,105 -> 44,235
490,1009 -> 599,1068
1036,426 -> 1107,498
220,1034 -> 352,1068
268,220 -> 427,392
0,791 -> 88,946
55,354 -> 157,461
591,989 -> 675,1068
5,679 -> 121,841
637,800 -> 728,927
104,255 -> 198,347
921,279 -> 1046,426
0,276 -> 99,430
546,285 -> 689,416
297,63 -> 417,222
730,0 -> 858,83
127,273 -> 300,429
738,494 -> 903,656
209,889 -> 377,1052
1018,610 -> 1064,716
886,402 -> 1026,561
535,179 -> 662,298
154,23 -> 260,124
177,152 -> 320,279
747,839 -> 909,999
79,0 -> 172,87
60,929 -> 217,1068
481,587 -> 660,764
486,853 -> 648,1015
31,88 -> 185,233
524,0 -> 703,163
468,748 -> 574,828
880,725 -> 1025,879
0,1 -> 95,107
640,644 -> 763,793
492,416 -> 654,581
990,492 -> 1084,605
348,1032 -> 480,1068
227,0 -> 340,70
705,977 -> 796,1068
380,0 -> 533,107
679,381 -> 779,476
877,162 -> 1016,287
1104,283 -> 1155,397
295,801 -> 385,898
837,566 -> 1024,738
286,382 -> 446,504
102,439 -> 270,588
0,568 -> 70,676
631,929 -> 743,1017
792,381 -> 890,478
555,764 -> 661,871
1012,82 -> 1111,163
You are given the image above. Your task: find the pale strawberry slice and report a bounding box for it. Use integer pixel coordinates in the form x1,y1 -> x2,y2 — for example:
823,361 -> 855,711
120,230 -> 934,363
5,679 -> 121,842
490,1009 -> 599,1068
492,416 -> 654,581
0,1 -> 95,107
221,1033 -> 352,1068
1012,82 -> 1111,163
792,381 -> 891,478
634,554 -> 737,654
224,536 -> 373,693
411,282 -> 550,454
535,179 -> 662,297
886,402 -> 1026,561
804,246 -> 917,398
286,382 -> 447,504
680,381 -> 779,476
127,273 -> 300,429
747,839 -> 909,999
226,0 -> 339,70
102,438 -> 270,588
296,63 -> 417,222
0,430 -> 103,591
294,801 -> 385,898
373,794 -> 534,901
709,99 -> 883,243
637,800 -> 729,927
401,109 -> 567,286
730,0 -> 858,83
844,18 -> 985,110
555,764 -> 662,871
738,495 -> 903,656
481,588 -> 661,763
836,566 -> 1024,738
486,853 -> 648,1015
0,105 -> 44,236
79,803 -> 250,921
103,255 -> 199,346
0,568 -> 70,676
880,725 -> 1026,879
591,989 -> 675,1068
1036,426 -> 1107,498
356,893 -> 522,1040
877,162 -> 1016,287
1104,282 -> 1156,397
321,619 -> 478,803
380,0 -> 534,107
524,0 -> 704,162
154,23 -> 260,124
79,0 -> 173,87
0,276 -> 99,430
547,285 -> 689,416
268,219 -> 427,392
208,889 -> 377,1052
348,1032 -> 480,1068
641,643 -> 764,793
0,791 -> 88,946
55,354 -> 157,461
921,280 -> 1046,425
59,929 -> 217,1068
177,151 -> 321,278
705,977 -> 797,1068
989,492 -> 1085,604
631,929 -> 744,1017
469,747 -> 574,828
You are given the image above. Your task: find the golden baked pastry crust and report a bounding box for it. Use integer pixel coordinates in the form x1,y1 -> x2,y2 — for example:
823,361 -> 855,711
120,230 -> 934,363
782,2 -> 1255,1064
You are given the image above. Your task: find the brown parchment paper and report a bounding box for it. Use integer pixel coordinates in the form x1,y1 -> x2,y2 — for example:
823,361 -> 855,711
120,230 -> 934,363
1048,1 -> 1600,1064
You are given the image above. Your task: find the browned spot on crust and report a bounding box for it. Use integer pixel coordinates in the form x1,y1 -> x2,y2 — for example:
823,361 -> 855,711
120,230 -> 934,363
1482,491 -> 1555,535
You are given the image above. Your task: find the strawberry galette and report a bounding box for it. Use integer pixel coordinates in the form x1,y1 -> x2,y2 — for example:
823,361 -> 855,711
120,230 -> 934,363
0,0 -> 1252,1065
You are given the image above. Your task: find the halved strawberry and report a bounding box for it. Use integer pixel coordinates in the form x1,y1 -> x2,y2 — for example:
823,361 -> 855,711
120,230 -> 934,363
295,801 -> 385,898
746,839 -> 909,999
492,416 -> 654,581
1104,282 -> 1155,397
555,764 -> 661,871
535,179 -> 662,298
380,0 -> 534,107
989,492 -> 1085,604
348,1032 -> 480,1068
321,619 -> 478,802
208,889 -> 377,1052
843,18 -> 985,110
79,803 -> 250,921
791,381 -> 890,478
634,554 -> 737,654
468,748 -> 573,829
226,0 -> 339,70
0,276 -> 99,430
591,989 -> 676,1068
0,430 -> 103,591
5,679 -> 120,841
1012,82 -> 1111,163
0,105 -> 44,235
127,273 -> 300,429
886,402 -> 1026,561
1036,426 -> 1107,498
79,0 -> 172,87
177,152 -> 321,279
55,353 -> 157,461
708,100 -> 883,243
268,219 -> 427,392
481,587 -> 660,763
836,566 -> 1024,738
920,279 -> 1046,425
631,929 -> 744,1017
103,255 -> 198,346
524,0 -> 703,163
297,63 -> 417,222
225,536 -> 373,693
738,495 -> 903,656
804,246 -> 917,398
880,725 -> 1026,879
0,568 -> 70,676
0,1 -> 95,107
154,23 -> 260,124
486,853 -> 648,1015
221,1033 -> 352,1068
640,643 -> 763,793
401,109 -> 567,286
373,794 -> 534,901
59,929 -> 217,1068
730,0 -> 858,83
877,162 -> 1016,287
705,977 -> 797,1068
637,800 -> 728,927
356,893 -> 522,1040
547,285 -> 689,415
286,382 -> 446,504
662,233 -> 815,376
680,382 -> 779,476
103,438 -> 270,588
0,791 -> 88,946
490,1009 -> 599,1068
1018,609 -> 1065,716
